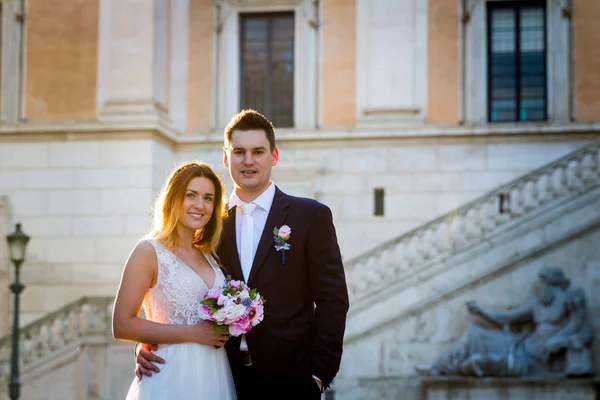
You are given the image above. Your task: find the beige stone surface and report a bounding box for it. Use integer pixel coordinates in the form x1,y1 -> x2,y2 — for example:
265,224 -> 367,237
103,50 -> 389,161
49,141 -> 102,168
0,136 -> 165,320
25,0 -> 98,120
12,0 -> 600,129
424,378 -> 597,400
321,0 -> 356,127
101,0 -> 155,102
186,0 -> 214,133
0,143 -> 49,169
100,140 -> 154,167
573,0 -> 600,121
427,0 -> 460,124
75,167 -> 154,189
0,339 -> 134,400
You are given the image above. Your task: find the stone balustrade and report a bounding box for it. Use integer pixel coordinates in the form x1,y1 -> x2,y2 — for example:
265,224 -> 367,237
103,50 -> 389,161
345,141 -> 600,312
0,296 -> 114,387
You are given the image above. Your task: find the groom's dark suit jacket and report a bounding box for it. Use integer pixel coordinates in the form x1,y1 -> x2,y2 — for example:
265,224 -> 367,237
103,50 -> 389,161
217,187 -> 349,389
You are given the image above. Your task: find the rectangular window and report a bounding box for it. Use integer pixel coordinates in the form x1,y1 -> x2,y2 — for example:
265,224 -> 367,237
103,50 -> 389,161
487,1 -> 547,122
240,12 -> 295,128
374,188 -> 384,216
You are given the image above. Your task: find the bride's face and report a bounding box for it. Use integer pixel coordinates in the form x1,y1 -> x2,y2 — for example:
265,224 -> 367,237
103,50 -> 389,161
177,177 -> 215,232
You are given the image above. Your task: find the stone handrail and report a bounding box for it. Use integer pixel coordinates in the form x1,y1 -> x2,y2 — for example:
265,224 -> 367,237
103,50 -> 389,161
346,141 -> 600,309
0,296 -> 114,386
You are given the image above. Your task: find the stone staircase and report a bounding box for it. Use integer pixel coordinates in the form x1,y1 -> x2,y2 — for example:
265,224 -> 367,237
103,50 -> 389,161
0,297 -> 132,400
338,141 -> 600,399
344,140 -> 600,339
0,141 -> 598,399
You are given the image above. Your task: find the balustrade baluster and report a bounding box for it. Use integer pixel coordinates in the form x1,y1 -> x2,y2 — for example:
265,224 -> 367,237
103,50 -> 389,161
566,159 -> 585,192
580,152 -> 598,184
393,242 -> 408,272
535,174 -> 551,205
508,186 -> 523,216
522,180 -> 537,212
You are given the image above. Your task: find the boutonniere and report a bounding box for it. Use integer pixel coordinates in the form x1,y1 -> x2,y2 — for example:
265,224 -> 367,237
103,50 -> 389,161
273,225 -> 291,264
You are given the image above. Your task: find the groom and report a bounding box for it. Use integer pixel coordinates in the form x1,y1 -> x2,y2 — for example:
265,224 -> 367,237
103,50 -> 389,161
137,109 -> 349,399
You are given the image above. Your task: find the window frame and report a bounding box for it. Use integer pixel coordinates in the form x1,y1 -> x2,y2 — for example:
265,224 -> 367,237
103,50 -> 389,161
215,0 -> 318,130
238,11 -> 295,128
463,0 -> 570,124
486,0 -> 548,123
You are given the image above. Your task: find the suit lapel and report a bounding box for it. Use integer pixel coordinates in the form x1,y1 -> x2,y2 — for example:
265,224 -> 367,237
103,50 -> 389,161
222,206 -> 244,281
248,187 -> 290,285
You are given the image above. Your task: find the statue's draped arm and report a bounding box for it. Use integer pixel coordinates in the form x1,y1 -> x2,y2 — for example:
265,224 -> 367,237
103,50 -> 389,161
475,303 -> 533,327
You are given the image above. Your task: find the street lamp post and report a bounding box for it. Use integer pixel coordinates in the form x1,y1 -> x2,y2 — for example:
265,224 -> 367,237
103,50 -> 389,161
6,223 -> 29,400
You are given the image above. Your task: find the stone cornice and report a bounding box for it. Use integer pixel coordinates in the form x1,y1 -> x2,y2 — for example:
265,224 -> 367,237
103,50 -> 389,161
1,120 -> 600,145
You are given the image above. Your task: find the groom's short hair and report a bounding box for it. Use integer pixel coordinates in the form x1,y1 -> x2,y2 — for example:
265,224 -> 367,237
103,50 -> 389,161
224,109 -> 276,152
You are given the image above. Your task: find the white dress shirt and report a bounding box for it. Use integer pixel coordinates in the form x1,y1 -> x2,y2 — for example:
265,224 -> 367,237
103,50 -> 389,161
228,182 -> 276,272
228,182 -> 275,353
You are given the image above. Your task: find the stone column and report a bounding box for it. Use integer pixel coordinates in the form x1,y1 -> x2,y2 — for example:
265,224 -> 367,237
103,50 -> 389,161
96,0 -> 172,125
0,197 -> 10,336
168,0 -> 190,133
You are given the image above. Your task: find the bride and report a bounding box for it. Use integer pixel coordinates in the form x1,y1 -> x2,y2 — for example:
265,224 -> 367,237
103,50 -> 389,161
112,161 -> 237,399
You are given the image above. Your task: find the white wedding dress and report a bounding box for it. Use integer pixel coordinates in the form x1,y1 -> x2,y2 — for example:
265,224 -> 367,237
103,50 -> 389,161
126,239 -> 237,400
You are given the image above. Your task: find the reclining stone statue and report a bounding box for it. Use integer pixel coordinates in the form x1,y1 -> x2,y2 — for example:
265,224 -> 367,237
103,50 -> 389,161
416,266 -> 594,377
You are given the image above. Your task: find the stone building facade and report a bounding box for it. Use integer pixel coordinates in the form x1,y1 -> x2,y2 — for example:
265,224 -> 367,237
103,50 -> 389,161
0,1 -> 599,397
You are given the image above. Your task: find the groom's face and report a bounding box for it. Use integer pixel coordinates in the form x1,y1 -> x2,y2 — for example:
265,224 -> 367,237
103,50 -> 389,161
224,129 -> 279,198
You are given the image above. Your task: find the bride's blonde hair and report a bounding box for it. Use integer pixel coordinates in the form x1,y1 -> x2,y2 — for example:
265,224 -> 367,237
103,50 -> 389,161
149,161 -> 226,255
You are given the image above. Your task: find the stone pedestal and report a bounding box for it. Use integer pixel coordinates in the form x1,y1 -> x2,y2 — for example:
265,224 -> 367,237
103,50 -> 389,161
422,377 -> 599,400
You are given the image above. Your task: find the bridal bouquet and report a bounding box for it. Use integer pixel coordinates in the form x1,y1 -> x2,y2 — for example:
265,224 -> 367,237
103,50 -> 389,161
198,278 -> 266,337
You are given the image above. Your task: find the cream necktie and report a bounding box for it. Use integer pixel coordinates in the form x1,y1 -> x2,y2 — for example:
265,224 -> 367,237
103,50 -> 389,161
239,202 -> 257,283
239,202 -> 257,353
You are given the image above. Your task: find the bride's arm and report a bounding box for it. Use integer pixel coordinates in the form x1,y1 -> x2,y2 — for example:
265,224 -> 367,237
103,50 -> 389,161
112,241 -> 227,346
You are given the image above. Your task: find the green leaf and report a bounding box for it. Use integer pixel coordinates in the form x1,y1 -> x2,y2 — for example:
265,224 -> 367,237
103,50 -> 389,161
201,298 -> 218,306
214,324 -> 230,336
210,306 -> 220,314
249,288 -> 257,299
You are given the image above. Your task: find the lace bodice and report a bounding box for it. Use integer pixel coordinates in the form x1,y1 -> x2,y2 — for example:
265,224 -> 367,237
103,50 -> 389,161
142,239 -> 225,325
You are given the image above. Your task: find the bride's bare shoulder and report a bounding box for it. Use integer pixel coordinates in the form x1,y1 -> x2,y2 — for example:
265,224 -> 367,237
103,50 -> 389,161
127,239 -> 158,265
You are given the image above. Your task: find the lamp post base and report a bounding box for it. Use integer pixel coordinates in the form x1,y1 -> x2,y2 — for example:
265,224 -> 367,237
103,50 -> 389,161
9,381 -> 20,400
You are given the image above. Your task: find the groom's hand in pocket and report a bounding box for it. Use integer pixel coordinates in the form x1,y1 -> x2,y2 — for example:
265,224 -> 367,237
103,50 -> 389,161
135,343 -> 164,380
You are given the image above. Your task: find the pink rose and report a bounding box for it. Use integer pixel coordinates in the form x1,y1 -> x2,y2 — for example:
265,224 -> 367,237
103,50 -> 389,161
248,298 -> 264,327
228,314 -> 251,336
206,286 -> 221,300
198,304 -> 214,321
278,225 -> 291,240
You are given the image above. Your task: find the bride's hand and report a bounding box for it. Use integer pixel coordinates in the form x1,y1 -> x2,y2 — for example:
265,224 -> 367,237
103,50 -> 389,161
135,343 -> 164,380
191,321 -> 230,347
